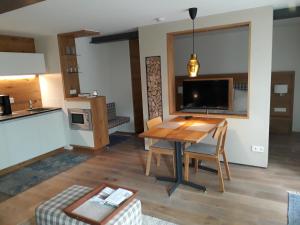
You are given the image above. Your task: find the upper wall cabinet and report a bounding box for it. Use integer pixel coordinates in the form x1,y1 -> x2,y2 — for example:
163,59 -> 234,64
0,52 -> 46,75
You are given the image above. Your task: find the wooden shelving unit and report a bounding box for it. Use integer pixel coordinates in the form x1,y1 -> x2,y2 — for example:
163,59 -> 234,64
58,34 -> 80,98
57,30 -> 99,98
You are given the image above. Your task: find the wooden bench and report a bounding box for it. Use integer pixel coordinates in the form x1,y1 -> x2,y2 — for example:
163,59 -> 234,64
107,102 -> 130,129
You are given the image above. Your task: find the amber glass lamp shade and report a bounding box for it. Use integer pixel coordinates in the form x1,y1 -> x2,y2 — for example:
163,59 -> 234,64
187,53 -> 200,77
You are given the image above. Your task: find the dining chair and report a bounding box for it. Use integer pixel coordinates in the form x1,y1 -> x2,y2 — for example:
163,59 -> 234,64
183,121 -> 231,192
145,116 -> 176,177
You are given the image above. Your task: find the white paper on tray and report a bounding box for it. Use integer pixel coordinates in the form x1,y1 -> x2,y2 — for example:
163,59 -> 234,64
90,187 -> 115,205
105,188 -> 133,207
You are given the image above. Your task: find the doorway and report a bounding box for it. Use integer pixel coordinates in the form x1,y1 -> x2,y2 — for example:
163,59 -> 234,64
129,39 -> 144,133
269,17 -> 300,165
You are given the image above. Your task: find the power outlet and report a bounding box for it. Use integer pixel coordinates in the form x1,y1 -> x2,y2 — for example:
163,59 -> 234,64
70,89 -> 77,95
251,145 -> 264,153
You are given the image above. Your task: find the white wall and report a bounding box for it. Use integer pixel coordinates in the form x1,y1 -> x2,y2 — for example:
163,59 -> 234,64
75,38 -> 113,101
109,42 -> 135,133
272,19 -> 300,132
139,7 -> 273,167
35,35 -> 66,111
39,74 -> 65,107
35,35 -> 61,74
35,35 -> 70,145
75,38 -> 135,133
174,27 -> 249,75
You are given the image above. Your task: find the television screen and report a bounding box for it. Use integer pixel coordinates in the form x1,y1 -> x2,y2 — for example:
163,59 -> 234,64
182,79 -> 230,110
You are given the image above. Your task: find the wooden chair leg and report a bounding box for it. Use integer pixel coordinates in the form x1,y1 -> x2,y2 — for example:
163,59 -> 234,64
145,150 -> 152,176
184,154 -> 190,181
217,159 -> 225,192
194,159 -> 199,173
172,153 -> 176,177
156,154 -> 161,167
222,151 -> 231,180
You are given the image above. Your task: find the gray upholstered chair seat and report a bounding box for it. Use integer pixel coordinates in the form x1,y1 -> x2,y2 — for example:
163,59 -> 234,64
152,140 -> 175,149
186,143 -> 216,155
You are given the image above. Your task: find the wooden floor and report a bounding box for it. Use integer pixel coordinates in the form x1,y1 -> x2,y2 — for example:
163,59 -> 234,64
0,133 -> 299,225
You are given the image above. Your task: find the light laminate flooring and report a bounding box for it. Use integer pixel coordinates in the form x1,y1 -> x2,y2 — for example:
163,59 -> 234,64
0,133 -> 299,225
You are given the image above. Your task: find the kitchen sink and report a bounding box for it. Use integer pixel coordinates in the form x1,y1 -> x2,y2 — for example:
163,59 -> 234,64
27,107 -> 54,112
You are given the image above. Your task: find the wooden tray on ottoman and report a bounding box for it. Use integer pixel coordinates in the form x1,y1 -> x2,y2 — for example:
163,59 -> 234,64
63,183 -> 138,225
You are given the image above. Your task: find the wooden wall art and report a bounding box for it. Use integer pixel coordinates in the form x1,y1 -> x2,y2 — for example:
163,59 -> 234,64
145,56 -> 163,119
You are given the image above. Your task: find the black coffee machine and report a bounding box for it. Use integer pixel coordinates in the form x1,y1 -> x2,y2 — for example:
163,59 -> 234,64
0,95 -> 12,116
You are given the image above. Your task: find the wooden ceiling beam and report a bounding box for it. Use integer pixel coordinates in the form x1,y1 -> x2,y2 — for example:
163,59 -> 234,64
0,0 -> 45,14
274,6 -> 300,20
90,31 -> 138,44
57,30 -> 100,38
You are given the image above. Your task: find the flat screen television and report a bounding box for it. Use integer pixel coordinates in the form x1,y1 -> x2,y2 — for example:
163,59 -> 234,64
182,79 -> 232,110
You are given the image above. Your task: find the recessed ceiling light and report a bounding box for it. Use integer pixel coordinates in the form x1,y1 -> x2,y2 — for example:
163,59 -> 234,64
155,17 -> 165,22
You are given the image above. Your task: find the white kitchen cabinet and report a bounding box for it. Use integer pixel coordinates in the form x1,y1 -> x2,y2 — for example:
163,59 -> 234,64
35,112 -> 67,153
0,52 -> 46,75
0,110 -> 67,170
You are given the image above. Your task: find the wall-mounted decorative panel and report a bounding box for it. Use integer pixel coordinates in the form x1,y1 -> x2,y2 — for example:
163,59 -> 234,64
145,56 -> 163,119
0,35 -> 35,52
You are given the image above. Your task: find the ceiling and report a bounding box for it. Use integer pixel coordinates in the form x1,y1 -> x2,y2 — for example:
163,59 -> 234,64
0,0 -> 300,37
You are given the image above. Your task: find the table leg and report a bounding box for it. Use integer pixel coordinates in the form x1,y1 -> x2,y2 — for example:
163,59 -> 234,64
156,142 -> 206,196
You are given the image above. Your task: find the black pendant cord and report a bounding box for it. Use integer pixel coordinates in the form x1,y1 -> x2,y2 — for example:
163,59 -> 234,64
192,19 -> 195,54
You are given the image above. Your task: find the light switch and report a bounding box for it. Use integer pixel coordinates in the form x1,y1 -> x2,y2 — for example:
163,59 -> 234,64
251,145 -> 264,153
70,89 -> 77,95
274,107 -> 287,113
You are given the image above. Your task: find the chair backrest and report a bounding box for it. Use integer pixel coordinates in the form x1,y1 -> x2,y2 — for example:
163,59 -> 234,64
146,116 -> 163,129
214,121 -> 228,155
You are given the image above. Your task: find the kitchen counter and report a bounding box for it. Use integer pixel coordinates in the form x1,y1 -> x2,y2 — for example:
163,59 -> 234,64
0,107 -> 61,122
65,96 -> 105,102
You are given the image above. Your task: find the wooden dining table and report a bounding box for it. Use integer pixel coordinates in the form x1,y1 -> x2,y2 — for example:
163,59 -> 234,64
139,116 -> 225,196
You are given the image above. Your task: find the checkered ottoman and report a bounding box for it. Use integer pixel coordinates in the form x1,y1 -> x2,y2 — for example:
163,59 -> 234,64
35,185 -> 142,225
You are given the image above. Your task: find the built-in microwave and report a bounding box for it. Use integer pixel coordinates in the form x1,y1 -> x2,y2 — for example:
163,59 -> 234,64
68,108 -> 93,130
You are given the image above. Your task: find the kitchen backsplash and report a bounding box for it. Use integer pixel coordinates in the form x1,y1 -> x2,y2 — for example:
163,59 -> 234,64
0,75 -> 42,111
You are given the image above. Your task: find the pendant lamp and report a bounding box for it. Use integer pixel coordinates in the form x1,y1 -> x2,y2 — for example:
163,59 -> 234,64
187,7 -> 200,77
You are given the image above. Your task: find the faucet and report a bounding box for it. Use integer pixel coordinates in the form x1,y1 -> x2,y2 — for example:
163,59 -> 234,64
29,99 -> 33,110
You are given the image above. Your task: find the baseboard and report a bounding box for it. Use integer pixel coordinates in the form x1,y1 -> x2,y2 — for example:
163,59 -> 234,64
71,144 -> 106,151
0,148 -> 65,176
112,131 -> 135,136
